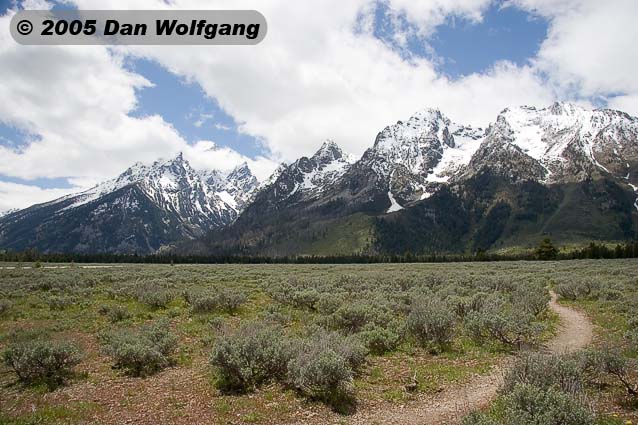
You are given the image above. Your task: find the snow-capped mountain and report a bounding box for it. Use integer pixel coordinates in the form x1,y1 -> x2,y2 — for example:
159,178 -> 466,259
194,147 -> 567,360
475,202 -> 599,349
55,153 -> 241,227
368,109 -> 482,181
2,102 -> 637,256
210,102 -> 638,256
253,140 -> 357,208
200,162 -> 259,213
0,153 -> 259,254
222,162 -> 259,209
321,109 -> 484,213
460,102 -> 638,186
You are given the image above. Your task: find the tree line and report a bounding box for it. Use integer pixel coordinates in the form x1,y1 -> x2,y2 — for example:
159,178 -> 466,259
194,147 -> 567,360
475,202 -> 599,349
1,239 -> 637,264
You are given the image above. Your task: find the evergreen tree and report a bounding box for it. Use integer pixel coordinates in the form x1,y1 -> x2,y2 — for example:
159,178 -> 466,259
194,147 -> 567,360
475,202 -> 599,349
536,237 -> 558,260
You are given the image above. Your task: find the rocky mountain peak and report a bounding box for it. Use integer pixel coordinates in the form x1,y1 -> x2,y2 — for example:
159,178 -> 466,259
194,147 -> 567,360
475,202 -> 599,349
225,162 -> 258,193
311,139 -> 344,164
232,161 -> 250,172
462,102 -> 638,185
227,162 -> 253,181
3,102 -> 637,256
548,101 -> 585,116
409,107 -> 448,124
362,108 -> 466,191
153,152 -> 192,173
373,108 -> 453,152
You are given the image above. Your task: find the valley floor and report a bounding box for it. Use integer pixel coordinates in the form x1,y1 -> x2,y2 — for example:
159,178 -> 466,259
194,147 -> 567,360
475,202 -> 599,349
0,261 -> 636,424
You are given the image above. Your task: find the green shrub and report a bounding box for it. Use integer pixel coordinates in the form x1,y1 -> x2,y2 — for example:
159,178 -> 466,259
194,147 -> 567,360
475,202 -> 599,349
208,316 -> 226,331
47,295 -> 76,311
0,299 -> 11,315
290,289 -> 320,310
579,348 -> 638,397
262,310 -> 291,325
215,288 -> 248,313
187,288 -> 247,314
2,339 -> 81,389
504,353 -> 584,396
449,292 -> 490,319
287,339 -> 354,412
135,287 -> 174,309
461,411 -> 499,425
407,299 -> 455,350
316,293 -> 343,315
358,323 -> 401,355
501,384 -> 593,425
102,319 -> 178,376
555,280 -> 599,301
286,330 -> 364,412
465,295 -> 543,348
329,302 -> 389,333
109,305 -> 131,323
598,288 -> 624,301
310,329 -> 367,372
98,304 -> 131,323
624,317 -> 638,348
189,292 -> 219,313
210,322 -> 292,392
512,285 -> 550,317
446,295 -> 470,319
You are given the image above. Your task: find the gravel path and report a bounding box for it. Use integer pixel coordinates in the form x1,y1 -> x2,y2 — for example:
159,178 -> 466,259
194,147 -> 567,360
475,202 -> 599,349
545,291 -> 593,354
345,290 -> 594,425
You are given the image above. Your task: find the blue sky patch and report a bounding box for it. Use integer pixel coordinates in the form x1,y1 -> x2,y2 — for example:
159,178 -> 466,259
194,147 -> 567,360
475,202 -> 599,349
0,173 -> 76,189
369,0 -> 548,78
0,0 -> 550,194
127,58 -> 266,158
429,3 -> 547,78
0,122 -> 34,151
0,0 -> 12,14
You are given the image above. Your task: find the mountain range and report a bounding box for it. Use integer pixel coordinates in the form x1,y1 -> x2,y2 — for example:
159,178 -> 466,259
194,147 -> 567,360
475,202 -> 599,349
1,102 -> 637,255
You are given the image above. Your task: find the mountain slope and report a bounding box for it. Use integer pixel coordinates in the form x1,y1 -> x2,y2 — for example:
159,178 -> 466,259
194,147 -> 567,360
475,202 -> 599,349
2,102 -> 637,256
379,103 -> 638,253
316,109 -> 484,214
205,103 -> 638,256
0,154 -> 258,254
459,103 -> 638,185
198,140 -> 382,256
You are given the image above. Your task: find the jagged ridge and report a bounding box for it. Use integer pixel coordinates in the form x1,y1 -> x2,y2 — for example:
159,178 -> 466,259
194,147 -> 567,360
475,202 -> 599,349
1,102 -> 637,255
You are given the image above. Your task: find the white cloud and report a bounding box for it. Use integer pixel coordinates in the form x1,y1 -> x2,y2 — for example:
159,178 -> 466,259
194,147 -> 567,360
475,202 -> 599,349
2,0 -> 638,211
101,0 -> 553,162
17,0 -> 52,10
190,111 -> 214,128
0,8 -> 186,181
512,0 -> 638,99
608,94 -> 638,118
214,123 -> 231,131
386,0 -> 493,34
0,181 -> 80,212
182,141 -> 278,181
0,4 -> 276,209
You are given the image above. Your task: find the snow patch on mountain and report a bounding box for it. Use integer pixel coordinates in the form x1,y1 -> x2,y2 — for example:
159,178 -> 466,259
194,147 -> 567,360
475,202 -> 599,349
301,141 -> 356,192
495,102 -> 638,182
387,191 -> 403,213
273,140 -> 356,202
0,209 -> 17,218
426,124 -> 484,183
370,108 -> 455,177
627,177 -> 638,212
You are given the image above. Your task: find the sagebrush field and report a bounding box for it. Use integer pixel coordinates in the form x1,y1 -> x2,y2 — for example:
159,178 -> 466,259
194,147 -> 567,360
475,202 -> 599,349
1,260 -> 637,424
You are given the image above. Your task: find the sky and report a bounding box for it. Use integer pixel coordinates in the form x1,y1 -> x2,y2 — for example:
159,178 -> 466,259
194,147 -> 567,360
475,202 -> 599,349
1,0 -> 637,211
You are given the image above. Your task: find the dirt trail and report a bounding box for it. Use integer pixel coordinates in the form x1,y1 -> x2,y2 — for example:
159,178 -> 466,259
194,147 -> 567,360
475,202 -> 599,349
545,291 -> 593,354
345,290 -> 594,425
